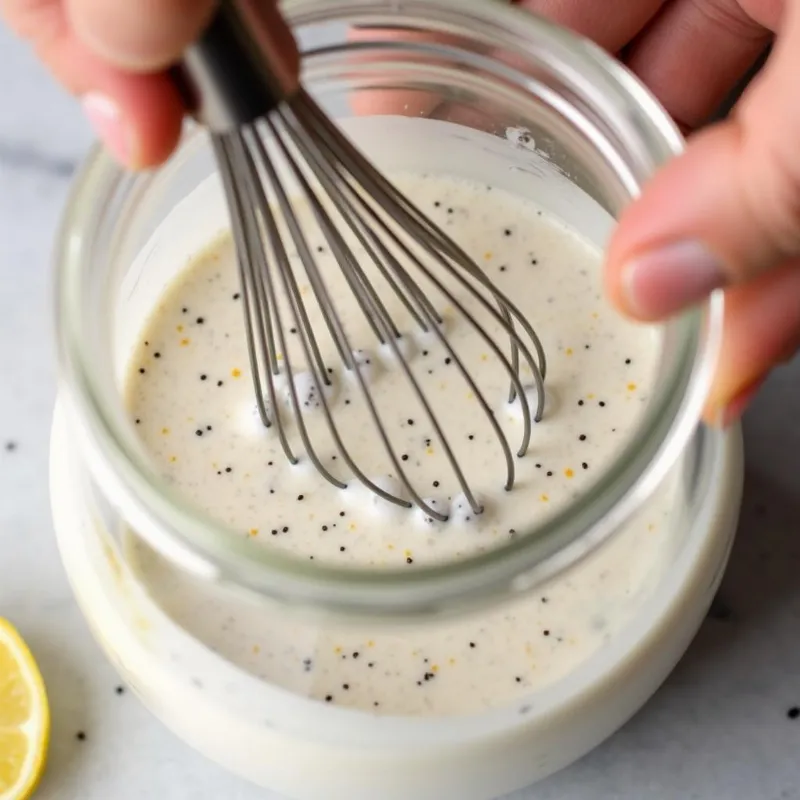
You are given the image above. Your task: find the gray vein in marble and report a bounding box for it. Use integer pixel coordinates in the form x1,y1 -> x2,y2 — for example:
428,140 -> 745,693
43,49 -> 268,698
0,139 -> 77,177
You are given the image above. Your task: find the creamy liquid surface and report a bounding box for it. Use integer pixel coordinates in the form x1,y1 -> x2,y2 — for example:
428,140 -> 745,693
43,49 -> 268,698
126,174 -> 675,716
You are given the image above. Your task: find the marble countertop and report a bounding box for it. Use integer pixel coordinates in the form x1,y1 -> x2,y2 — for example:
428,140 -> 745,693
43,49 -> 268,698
2,22 -> 800,800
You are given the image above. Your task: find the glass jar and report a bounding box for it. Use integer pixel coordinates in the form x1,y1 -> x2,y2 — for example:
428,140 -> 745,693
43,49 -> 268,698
51,1 -> 744,798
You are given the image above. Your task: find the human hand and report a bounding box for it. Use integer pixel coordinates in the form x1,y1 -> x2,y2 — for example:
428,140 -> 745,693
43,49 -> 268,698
1,0 -> 297,168
520,0 -> 798,424
356,0 -> 800,424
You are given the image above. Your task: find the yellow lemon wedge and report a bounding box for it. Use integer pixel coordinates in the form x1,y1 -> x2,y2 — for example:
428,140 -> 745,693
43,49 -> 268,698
0,620 -> 49,800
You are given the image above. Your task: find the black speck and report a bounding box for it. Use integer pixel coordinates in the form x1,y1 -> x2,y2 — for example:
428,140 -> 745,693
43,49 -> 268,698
582,462 -> 589,470
352,652 -> 360,659
135,419 -> 141,425
599,401 -> 606,407
469,642 -> 476,649
200,374 -> 207,381
546,471 -> 553,477
339,511 -> 346,517
578,400 -> 584,406
543,630 -> 550,637
625,358 -> 632,365
541,596 -> 549,604
115,686 -> 125,695
519,704 -> 532,715
444,357 -> 452,365
504,228 -> 512,236
181,307 -> 188,314
282,526 -> 288,533
708,596 -> 733,621
407,419 -> 414,426
154,352 -> 161,359
468,434 -> 474,441
515,676 -> 522,683
297,494 -> 304,501
579,434 -> 587,441
138,368 -> 146,374
340,546 -> 346,552
4,441 -> 17,452
401,454 -> 409,462
788,707 -> 800,720
217,380 -> 224,387
75,731 -> 86,741
232,293 -> 240,300
406,557 -> 413,564
325,695 -> 333,703
225,467 -> 232,473
447,207 -> 454,214
433,481 -> 440,488
434,201 -> 441,207
195,429 -> 203,437
322,525 -> 328,531
342,684 -> 350,691
368,662 -> 375,668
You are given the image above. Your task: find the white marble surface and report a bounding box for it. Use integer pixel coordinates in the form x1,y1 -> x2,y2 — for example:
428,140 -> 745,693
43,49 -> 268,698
1,21 -> 800,800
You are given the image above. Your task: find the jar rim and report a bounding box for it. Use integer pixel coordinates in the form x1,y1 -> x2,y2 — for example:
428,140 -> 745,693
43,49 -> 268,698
54,0 -> 723,617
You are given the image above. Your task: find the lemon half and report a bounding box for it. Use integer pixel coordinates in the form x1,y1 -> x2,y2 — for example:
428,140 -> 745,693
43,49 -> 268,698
0,620 -> 49,800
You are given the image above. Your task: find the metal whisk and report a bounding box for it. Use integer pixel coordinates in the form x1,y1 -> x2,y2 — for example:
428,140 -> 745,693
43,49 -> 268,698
173,1 -> 547,522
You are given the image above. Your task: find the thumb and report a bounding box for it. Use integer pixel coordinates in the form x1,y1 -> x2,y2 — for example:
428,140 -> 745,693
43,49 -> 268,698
606,6 -> 800,320
65,0 -> 217,72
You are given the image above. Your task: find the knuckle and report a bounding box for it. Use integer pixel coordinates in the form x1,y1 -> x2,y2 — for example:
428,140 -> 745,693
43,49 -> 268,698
691,0 -> 769,41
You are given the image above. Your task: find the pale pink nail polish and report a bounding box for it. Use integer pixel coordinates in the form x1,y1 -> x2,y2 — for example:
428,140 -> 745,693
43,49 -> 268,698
622,241 -> 728,318
82,93 -> 132,166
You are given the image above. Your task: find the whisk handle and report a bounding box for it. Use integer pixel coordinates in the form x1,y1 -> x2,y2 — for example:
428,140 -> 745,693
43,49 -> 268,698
171,0 -> 298,132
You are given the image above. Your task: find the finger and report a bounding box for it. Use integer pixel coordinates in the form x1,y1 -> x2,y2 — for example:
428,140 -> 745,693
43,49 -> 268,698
605,1 -> 800,320
623,0 -> 772,131
517,0 -> 667,52
4,0 -> 182,167
348,28 -> 451,118
64,0 -> 216,71
705,261 -> 800,422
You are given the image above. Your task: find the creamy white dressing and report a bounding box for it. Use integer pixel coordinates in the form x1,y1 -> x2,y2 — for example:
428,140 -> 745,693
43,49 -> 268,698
125,174 -> 674,716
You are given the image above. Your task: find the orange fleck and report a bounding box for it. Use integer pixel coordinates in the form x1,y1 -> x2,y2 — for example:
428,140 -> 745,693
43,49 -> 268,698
587,393 -> 595,399
448,658 -> 456,666
348,522 -> 357,531
180,338 -> 190,347
592,312 -> 599,319
168,455 -> 177,463
431,664 -> 439,673
540,494 -> 549,502
249,528 -> 259,537
367,640 -> 375,648
484,251 -> 493,260
176,325 -> 184,332
565,348 -> 573,356
627,382 -> 637,392
387,544 -> 395,551
161,427 -> 170,436
404,549 -> 412,558
334,646 -> 342,654
231,368 -> 242,378
426,447 -> 434,455
252,645 -> 260,654
564,468 -> 574,478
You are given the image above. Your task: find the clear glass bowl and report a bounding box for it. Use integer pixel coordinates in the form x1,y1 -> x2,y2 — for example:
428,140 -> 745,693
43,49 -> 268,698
55,0 -> 722,618
50,2 -> 744,797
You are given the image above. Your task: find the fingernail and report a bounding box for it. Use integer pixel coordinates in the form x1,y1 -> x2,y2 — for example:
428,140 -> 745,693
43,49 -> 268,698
82,93 -> 134,166
622,241 -> 728,318
721,377 -> 765,428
